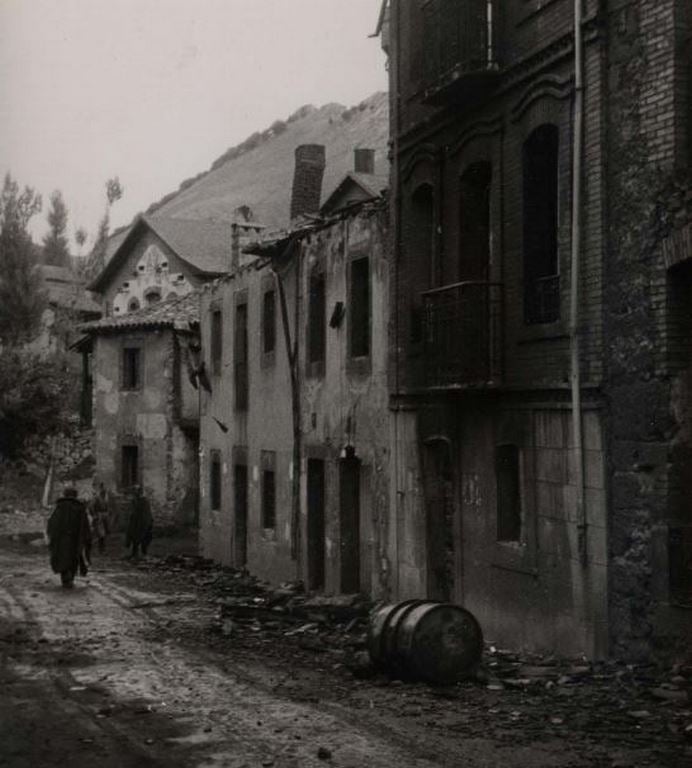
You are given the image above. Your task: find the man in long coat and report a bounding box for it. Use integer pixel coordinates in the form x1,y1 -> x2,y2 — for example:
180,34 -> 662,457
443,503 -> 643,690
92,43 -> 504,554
126,485 -> 153,558
47,486 -> 92,588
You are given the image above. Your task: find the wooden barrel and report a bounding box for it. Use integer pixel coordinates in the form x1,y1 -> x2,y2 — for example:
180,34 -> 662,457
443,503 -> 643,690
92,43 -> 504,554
368,600 -> 483,684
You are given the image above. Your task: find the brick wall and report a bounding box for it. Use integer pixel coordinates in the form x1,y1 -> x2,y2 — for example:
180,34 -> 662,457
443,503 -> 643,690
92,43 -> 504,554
603,0 -> 691,659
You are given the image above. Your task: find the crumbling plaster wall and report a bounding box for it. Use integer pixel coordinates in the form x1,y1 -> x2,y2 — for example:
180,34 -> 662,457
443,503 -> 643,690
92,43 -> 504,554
93,329 -> 193,528
300,205 -> 391,597
198,262 -> 295,582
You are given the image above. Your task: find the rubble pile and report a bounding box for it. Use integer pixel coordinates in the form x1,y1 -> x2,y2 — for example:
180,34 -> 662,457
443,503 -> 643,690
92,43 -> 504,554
113,550 -> 692,764
148,553 -> 373,672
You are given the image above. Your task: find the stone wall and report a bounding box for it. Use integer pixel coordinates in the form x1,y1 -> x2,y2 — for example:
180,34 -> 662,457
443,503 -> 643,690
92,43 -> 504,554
21,421 -> 95,484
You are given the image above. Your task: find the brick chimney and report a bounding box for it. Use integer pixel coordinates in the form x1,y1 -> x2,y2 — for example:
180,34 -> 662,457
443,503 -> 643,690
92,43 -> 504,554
354,148 -> 375,175
290,144 -> 326,220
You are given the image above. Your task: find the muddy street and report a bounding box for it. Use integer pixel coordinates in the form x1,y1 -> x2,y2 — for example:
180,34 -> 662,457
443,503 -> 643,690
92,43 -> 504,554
0,537 -> 688,768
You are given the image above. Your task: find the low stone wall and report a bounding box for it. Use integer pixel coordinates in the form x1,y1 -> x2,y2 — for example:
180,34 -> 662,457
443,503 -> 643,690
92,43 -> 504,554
21,423 -> 95,484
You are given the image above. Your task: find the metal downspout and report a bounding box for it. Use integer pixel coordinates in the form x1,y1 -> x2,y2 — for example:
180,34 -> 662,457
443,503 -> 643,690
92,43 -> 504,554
570,0 -> 587,564
272,241 -> 302,577
392,0 -> 402,599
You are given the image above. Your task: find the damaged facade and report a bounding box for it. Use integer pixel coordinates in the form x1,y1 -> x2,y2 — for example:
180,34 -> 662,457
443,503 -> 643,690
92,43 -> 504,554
387,0 -> 692,659
81,293 -> 201,528
198,147 -> 391,596
82,215 -> 263,524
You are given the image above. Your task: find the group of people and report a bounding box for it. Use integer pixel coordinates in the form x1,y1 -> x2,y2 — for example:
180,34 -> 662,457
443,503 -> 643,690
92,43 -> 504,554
47,482 -> 153,589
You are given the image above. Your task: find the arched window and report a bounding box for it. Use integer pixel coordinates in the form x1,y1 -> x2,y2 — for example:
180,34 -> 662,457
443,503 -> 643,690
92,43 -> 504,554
409,183 -> 434,342
459,161 -> 491,282
523,124 -> 559,324
144,289 -> 161,306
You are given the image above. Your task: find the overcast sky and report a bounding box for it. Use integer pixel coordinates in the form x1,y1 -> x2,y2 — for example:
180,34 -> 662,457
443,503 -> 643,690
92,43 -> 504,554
0,0 -> 388,249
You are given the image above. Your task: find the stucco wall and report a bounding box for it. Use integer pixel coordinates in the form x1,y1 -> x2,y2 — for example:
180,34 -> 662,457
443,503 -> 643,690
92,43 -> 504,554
92,329 -> 197,528
300,204 -> 390,597
198,259 -> 295,581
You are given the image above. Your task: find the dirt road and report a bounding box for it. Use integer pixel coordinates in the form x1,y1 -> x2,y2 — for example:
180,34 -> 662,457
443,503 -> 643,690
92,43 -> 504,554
0,538 -> 688,768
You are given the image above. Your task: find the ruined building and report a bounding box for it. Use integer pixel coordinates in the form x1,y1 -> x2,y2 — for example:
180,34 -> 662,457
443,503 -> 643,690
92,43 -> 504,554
82,96 -> 389,538
80,293 -> 201,527
198,146 -> 390,594
386,0 -> 691,659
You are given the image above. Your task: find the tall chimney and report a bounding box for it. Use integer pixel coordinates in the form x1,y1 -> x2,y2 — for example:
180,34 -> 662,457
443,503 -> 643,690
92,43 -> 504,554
290,144 -> 326,220
354,148 -> 375,175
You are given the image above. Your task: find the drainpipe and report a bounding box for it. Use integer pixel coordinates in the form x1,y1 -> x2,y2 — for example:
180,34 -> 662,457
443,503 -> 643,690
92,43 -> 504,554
272,241 -> 302,576
570,0 -> 587,564
391,0 -> 402,599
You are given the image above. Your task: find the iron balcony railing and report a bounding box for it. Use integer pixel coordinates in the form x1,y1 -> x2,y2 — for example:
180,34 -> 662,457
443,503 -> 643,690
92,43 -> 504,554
421,280 -> 503,388
421,0 -> 496,101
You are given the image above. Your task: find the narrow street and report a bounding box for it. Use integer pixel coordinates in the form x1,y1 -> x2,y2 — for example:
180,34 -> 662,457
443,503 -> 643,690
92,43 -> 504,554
0,535 -> 689,768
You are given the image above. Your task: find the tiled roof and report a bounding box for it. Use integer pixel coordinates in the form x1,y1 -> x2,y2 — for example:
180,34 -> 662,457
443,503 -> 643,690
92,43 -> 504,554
320,171 -> 388,214
145,215 -> 234,273
101,92 -> 389,266
80,290 -> 199,334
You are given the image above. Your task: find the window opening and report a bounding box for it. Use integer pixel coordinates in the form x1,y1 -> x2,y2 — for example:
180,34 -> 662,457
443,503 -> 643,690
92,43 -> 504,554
350,257 -> 370,357
262,289 -> 276,354
409,184 -> 434,342
211,309 -> 222,376
261,451 -> 276,529
308,269 -> 326,364
122,347 -> 141,390
459,162 -> 491,281
523,124 -> 560,324
121,445 -> 139,488
210,450 -> 222,511
496,444 -> 521,542
234,302 -> 248,410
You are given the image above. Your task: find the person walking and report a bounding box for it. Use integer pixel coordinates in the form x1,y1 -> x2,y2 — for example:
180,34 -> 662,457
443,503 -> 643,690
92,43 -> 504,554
125,485 -> 153,559
89,482 -> 110,554
47,486 -> 92,588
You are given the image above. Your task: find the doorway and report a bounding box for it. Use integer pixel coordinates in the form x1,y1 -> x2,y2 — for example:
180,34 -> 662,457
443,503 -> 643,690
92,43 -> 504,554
422,439 -> 456,602
307,459 -> 326,590
339,455 -> 361,594
233,464 -> 248,568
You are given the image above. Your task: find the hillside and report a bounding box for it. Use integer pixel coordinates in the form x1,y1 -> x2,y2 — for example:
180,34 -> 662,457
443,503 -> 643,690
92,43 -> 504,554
104,92 -> 389,262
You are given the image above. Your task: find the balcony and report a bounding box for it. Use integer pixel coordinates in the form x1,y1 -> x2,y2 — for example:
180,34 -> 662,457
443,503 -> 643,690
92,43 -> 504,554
421,0 -> 499,106
421,281 -> 503,388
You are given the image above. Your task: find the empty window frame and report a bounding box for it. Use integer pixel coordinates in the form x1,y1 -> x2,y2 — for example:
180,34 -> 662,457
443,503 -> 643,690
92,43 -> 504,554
122,347 -> 141,390
523,124 -> 560,324
349,256 -> 370,358
308,269 -> 326,364
210,450 -> 222,511
262,288 -> 276,354
261,451 -> 277,529
459,162 -> 491,281
121,444 -> 139,488
496,444 -> 521,542
234,301 -> 249,410
409,183 -> 434,342
210,308 -> 223,376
